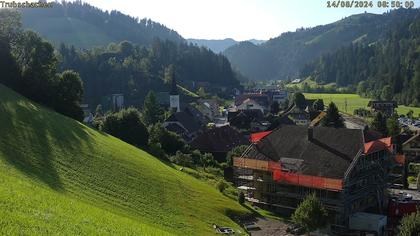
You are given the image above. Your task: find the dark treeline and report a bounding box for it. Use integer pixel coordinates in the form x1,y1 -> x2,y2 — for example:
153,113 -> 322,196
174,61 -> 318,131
0,10 -> 84,120
21,1 -> 184,48
301,13 -> 420,106
59,38 -> 240,107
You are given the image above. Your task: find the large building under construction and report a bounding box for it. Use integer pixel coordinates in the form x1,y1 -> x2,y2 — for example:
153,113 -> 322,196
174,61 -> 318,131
234,125 -> 394,233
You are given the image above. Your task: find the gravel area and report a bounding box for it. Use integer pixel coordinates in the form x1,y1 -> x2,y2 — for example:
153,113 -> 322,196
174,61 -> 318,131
247,217 -> 293,236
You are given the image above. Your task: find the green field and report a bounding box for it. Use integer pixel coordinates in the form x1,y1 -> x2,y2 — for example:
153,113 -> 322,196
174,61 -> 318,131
0,84 -> 249,235
286,78 -> 337,90
304,93 -> 420,117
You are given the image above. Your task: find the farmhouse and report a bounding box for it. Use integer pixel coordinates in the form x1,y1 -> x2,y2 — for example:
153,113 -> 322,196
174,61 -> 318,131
233,125 -> 393,233
163,111 -> 202,142
191,126 -> 249,162
236,98 -> 266,114
402,131 -> 420,162
368,100 -> 398,116
235,93 -> 269,111
196,99 -> 220,120
228,109 -> 265,130
398,131 -> 420,188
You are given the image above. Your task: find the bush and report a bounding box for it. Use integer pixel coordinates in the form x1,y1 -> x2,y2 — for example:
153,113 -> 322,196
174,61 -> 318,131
170,151 -> 193,167
148,123 -> 185,155
399,211 -> 420,236
408,176 -> 417,184
292,193 -> 328,233
101,108 -> 149,147
148,142 -> 167,160
216,180 -> 228,193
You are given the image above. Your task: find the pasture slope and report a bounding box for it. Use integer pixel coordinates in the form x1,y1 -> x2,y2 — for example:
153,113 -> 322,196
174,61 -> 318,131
0,84 -> 249,235
304,93 -> 420,117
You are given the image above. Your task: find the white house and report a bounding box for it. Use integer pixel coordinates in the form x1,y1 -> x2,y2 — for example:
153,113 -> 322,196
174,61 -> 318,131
111,94 -> 124,111
237,98 -> 265,114
197,99 -> 220,120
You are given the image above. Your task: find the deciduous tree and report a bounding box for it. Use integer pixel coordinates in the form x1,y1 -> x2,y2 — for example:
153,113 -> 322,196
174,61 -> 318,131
102,108 -> 149,147
142,91 -> 164,126
292,193 -> 328,234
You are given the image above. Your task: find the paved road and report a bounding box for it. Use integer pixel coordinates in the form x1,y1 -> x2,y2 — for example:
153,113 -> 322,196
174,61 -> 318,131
389,188 -> 420,201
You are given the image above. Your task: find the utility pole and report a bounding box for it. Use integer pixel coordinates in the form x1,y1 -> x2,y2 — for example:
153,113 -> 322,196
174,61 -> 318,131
345,98 -> 348,113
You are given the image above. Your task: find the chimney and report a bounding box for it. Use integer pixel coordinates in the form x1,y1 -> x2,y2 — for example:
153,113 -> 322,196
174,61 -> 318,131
308,127 -> 314,141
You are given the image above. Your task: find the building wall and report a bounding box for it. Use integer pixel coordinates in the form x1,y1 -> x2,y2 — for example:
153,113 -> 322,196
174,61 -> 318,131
341,151 -> 389,227
234,150 -> 390,228
237,100 -> 265,114
170,95 -> 180,112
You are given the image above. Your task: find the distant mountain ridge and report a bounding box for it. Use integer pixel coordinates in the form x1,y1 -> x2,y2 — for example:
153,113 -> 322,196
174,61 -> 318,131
20,1 -> 184,48
224,9 -> 420,81
187,38 -> 265,53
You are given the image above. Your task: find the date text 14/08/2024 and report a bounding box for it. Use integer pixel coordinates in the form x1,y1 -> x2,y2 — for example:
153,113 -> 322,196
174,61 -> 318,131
327,1 -> 415,8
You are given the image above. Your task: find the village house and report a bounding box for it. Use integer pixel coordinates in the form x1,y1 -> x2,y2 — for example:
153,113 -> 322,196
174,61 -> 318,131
288,99 -> 324,126
233,125 -> 394,234
111,94 -> 124,111
401,131 -> 420,162
262,90 -> 289,104
190,126 -> 249,162
184,105 -> 210,127
399,131 -> 420,188
163,111 -> 202,142
228,109 -> 266,131
235,93 -> 270,113
196,99 -> 220,121
291,78 -> 302,84
236,98 -> 265,114
101,94 -> 124,112
368,100 -> 398,116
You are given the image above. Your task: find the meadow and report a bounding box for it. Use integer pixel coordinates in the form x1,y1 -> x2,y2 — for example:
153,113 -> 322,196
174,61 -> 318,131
0,84 -> 250,235
304,93 -> 420,117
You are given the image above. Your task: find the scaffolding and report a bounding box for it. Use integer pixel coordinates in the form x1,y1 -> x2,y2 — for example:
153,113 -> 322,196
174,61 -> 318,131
234,156 -> 343,191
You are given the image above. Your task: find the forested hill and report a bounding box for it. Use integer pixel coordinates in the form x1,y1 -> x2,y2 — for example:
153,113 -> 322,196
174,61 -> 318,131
187,38 -> 265,53
224,9 -> 420,81
20,1 -> 184,48
59,39 -> 240,107
300,10 -> 420,107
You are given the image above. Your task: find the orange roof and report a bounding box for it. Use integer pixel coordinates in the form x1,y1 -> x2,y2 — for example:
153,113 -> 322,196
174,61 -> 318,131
364,137 -> 392,154
250,131 -> 272,143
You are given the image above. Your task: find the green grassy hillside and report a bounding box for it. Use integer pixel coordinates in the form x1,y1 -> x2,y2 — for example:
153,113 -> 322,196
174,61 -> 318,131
20,2 -> 184,49
0,84 -> 249,235
23,16 -> 114,48
304,93 -> 420,117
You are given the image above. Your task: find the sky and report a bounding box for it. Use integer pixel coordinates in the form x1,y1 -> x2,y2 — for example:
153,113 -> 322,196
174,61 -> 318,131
83,0 -> 420,41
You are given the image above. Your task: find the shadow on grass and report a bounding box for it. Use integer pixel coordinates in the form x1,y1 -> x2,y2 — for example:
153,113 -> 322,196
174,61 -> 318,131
0,94 -> 95,191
